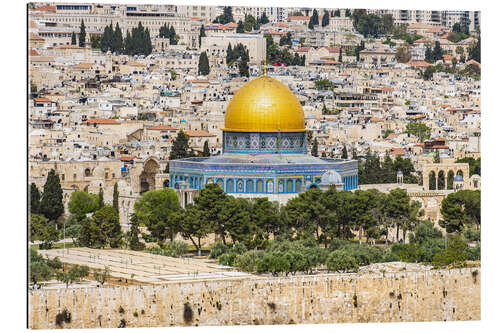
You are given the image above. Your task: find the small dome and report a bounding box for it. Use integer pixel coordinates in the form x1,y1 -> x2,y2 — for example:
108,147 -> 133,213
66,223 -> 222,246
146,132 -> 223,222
454,174 -> 464,182
321,170 -> 343,185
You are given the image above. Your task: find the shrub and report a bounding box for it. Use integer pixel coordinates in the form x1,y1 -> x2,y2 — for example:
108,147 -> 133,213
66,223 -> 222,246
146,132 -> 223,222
209,241 -> 227,259
410,220 -> 443,244
416,238 -> 445,263
230,242 -> 248,255
234,250 -> 264,272
464,228 -> 481,242
390,243 -> 419,262
465,242 -> 480,261
218,252 -> 238,266
432,236 -> 467,267
163,240 -> 189,257
256,253 -> 290,276
326,249 -> 358,273
284,250 -> 309,274
328,239 -> 351,251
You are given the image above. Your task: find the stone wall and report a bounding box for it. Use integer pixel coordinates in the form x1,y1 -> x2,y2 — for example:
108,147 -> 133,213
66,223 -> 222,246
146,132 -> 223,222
28,268 -> 480,329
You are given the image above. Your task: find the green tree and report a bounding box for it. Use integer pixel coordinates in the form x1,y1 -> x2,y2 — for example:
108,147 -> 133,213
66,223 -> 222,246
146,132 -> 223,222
179,204 -> 210,256
90,35 -> 101,49
134,188 -> 181,242
127,213 -> 145,251
341,145 -> 348,159
440,190 -> 480,232
93,205 -> 122,248
432,41 -> 443,62
98,187 -> 104,209
259,12 -> 269,24
311,137 -> 319,157
79,19 -> 86,47
112,23 -> 123,53
284,188 -> 326,242
432,235 -> 467,267
93,266 -> 110,286
238,56 -> 249,77
192,183 -> 226,242
198,51 -> 210,75
68,190 -> 98,218
327,249 -> 359,272
321,11 -> 330,27
198,24 -> 206,46
169,130 -> 194,160
202,140 -> 210,157
405,122 -> 431,142
236,20 -> 244,33
113,183 -> 119,212
40,169 -> 64,223
219,197 -> 253,245
384,188 -> 411,242
468,36 -> 480,63
71,31 -> 76,45
30,183 -> 41,214
56,265 -> 89,288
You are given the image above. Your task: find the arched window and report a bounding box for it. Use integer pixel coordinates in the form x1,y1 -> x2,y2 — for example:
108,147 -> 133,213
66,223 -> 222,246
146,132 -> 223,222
429,171 -> 436,190
216,178 -> 224,189
227,179 -> 234,193
84,168 -> 92,177
266,180 -> 273,193
237,179 -> 244,192
163,180 -> 170,188
246,179 -> 254,193
295,179 -> 302,193
437,170 -> 445,190
286,179 -> 293,193
278,180 -> 284,193
447,170 -> 454,190
257,179 -> 263,193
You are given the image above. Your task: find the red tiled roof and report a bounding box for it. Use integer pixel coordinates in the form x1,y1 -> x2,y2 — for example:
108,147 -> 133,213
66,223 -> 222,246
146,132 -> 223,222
34,5 -> 56,13
120,155 -> 136,161
184,130 -> 215,137
296,47 -> 312,53
83,118 -> 120,125
148,125 -> 178,131
29,49 -> 39,56
34,97 -> 53,103
390,148 -> 406,156
288,16 -> 310,20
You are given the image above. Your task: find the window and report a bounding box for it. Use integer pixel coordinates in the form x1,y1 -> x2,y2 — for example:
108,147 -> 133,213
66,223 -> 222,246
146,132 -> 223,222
226,179 -> 234,193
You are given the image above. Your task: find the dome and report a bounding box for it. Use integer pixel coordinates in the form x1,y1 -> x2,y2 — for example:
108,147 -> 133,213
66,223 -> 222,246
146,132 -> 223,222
223,76 -> 305,132
321,170 -> 344,186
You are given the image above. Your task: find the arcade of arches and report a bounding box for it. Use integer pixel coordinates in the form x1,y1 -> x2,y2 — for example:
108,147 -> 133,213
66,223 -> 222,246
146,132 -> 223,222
422,163 -> 470,191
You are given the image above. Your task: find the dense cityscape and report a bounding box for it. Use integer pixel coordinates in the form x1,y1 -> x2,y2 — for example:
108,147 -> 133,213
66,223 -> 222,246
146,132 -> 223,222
28,3 -> 480,329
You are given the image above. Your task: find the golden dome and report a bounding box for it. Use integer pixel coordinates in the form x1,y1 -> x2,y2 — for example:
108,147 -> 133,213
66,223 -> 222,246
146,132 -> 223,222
223,76 -> 305,132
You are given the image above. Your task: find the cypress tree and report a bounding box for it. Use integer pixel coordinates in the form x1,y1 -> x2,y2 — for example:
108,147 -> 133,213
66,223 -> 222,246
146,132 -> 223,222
39,169 -> 64,222
341,145 -> 348,159
338,48 -> 343,62
113,23 -> 123,54
30,183 -> 41,214
203,140 -> 210,157
312,138 -> 319,157
170,130 -> 193,160
322,11 -> 330,27
236,21 -> 244,33
199,25 -> 206,46
71,32 -> 76,45
98,187 -> 104,209
124,30 -> 132,54
128,214 -> 145,251
226,43 -> 233,64
198,51 -> 210,75
168,26 -> 177,45
79,19 -> 86,47
113,183 -> 119,213
145,27 -> 152,55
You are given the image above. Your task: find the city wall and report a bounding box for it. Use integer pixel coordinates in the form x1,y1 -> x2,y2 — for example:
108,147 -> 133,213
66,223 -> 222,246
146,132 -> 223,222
28,268 -> 480,329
